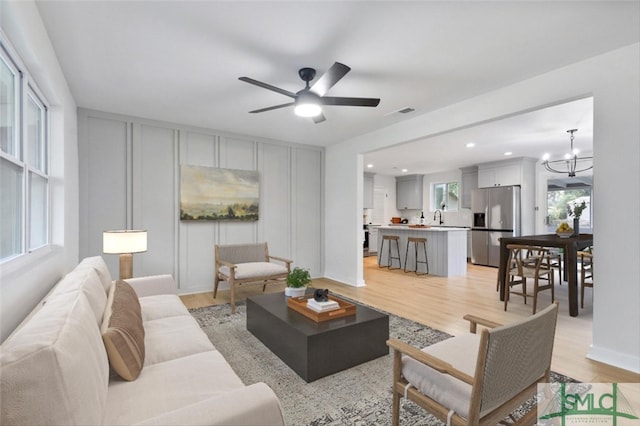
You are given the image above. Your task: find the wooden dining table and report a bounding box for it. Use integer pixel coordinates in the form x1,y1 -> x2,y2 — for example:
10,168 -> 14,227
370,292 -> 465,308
498,233 -> 593,317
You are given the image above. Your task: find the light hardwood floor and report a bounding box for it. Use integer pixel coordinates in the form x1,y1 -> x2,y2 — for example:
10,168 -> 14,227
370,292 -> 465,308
181,256 -> 639,400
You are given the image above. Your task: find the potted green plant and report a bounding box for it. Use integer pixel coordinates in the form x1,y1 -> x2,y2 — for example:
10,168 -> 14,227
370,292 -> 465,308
285,267 -> 311,297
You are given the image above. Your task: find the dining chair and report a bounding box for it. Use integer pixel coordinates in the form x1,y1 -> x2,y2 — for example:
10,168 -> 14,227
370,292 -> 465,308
540,247 -> 562,285
387,302 -> 559,426
504,244 -> 555,314
579,249 -> 593,308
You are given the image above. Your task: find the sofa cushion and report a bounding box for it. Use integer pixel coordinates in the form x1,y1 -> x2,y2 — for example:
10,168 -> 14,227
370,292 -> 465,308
144,315 -> 216,366
104,350 -> 245,425
101,280 -> 145,381
77,255 -> 113,293
220,261 -> 288,280
401,333 -> 480,418
0,291 -> 109,425
139,294 -> 191,321
49,266 -> 107,325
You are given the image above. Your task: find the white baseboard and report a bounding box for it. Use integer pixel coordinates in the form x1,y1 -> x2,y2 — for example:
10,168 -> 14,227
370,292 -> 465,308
587,345 -> 640,374
322,274 -> 366,288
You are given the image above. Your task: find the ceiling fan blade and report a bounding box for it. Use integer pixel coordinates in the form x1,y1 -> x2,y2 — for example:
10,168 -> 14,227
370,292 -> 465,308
249,102 -> 295,113
321,96 -> 380,107
239,77 -> 297,98
312,113 -> 326,124
310,62 -> 351,97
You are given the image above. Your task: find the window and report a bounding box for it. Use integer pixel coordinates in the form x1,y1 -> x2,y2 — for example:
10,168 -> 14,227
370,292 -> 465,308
0,42 -> 49,262
546,178 -> 592,233
433,182 -> 459,211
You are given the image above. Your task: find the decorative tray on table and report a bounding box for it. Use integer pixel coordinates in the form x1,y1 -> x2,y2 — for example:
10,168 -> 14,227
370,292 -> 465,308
287,294 -> 356,322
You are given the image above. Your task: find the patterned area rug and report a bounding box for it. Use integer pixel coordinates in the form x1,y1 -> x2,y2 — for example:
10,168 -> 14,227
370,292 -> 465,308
190,300 -> 576,425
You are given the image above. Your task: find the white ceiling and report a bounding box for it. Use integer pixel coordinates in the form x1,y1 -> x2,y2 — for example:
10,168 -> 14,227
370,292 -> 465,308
35,1 -> 639,174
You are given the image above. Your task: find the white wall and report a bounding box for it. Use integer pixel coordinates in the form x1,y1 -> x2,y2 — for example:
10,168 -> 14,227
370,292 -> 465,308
0,1 -> 79,342
78,109 -> 323,294
325,44 -> 640,373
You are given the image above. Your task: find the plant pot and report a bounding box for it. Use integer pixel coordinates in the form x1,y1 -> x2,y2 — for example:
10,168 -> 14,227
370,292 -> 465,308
573,218 -> 580,236
285,286 -> 307,297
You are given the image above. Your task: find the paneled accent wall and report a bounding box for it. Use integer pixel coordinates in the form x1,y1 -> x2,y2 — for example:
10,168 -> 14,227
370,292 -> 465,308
78,109 -> 323,295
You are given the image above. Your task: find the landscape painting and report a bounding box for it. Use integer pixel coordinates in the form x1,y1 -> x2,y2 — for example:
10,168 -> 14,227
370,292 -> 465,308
180,165 -> 259,221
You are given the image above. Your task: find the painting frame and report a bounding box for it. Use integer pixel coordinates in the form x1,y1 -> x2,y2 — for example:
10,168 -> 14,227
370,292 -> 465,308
180,165 -> 259,221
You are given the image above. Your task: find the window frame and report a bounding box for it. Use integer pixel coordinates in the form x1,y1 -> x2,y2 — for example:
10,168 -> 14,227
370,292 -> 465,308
432,181 -> 459,212
0,37 -> 51,263
546,183 -> 593,233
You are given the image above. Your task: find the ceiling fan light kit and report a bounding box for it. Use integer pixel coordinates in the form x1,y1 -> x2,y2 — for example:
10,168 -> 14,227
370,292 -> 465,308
294,91 -> 322,117
239,62 -> 380,123
542,129 -> 593,177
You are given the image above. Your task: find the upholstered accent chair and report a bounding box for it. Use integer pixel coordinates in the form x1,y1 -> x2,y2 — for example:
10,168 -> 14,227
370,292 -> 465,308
214,242 -> 292,313
387,302 -> 559,426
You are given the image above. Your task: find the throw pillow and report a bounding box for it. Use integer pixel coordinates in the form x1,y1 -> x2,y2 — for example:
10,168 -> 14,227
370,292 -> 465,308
101,280 -> 145,381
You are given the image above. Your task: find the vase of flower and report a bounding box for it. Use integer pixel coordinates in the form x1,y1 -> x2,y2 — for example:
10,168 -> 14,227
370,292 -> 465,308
567,201 -> 586,237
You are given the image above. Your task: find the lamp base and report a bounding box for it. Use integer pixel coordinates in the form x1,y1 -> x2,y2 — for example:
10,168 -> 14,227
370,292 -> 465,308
119,253 -> 133,280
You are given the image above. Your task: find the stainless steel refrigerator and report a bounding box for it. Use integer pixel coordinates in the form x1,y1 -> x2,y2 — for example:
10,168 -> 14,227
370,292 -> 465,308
471,186 -> 521,267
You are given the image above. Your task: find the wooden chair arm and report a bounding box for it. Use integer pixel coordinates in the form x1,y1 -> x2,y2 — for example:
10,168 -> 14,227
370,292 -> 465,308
268,255 -> 293,266
463,314 -> 502,333
386,339 -> 474,384
217,259 -> 237,270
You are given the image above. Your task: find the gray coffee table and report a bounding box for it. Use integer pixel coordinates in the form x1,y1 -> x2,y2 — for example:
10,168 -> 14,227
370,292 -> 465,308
246,290 -> 389,382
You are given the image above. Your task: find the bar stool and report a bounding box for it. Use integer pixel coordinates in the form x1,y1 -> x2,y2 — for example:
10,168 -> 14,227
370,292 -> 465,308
379,235 -> 401,269
404,237 -> 429,275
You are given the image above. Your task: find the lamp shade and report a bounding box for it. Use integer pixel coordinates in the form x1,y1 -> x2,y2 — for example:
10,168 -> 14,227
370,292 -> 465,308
103,230 -> 148,254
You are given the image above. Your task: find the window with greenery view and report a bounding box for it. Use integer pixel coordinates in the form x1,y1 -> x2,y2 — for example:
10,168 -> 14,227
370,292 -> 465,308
547,185 -> 592,233
433,182 -> 459,211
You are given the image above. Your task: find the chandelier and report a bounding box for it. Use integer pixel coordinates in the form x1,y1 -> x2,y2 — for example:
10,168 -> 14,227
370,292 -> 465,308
542,129 -> 593,177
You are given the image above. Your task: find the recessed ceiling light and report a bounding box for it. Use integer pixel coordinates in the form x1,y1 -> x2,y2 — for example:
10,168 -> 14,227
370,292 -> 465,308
466,143 -> 475,148
504,152 -> 513,156
366,164 -> 374,168
401,168 -> 408,173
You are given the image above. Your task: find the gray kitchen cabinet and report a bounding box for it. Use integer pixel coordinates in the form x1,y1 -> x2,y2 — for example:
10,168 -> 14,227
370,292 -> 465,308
364,172 -> 374,209
460,166 -> 478,209
396,174 -> 424,210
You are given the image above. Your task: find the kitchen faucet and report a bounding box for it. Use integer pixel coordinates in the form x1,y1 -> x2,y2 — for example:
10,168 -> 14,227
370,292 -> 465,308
434,209 -> 444,225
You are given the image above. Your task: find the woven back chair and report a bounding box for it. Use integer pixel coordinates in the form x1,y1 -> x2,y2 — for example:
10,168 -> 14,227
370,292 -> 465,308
214,242 -> 292,313
505,244 -> 555,314
387,302 -> 559,426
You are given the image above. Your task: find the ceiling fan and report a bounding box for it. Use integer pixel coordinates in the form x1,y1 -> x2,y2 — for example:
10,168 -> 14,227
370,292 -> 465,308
239,62 -> 380,123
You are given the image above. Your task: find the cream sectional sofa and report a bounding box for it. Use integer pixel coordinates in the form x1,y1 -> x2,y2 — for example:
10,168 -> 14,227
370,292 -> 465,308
0,256 -> 285,425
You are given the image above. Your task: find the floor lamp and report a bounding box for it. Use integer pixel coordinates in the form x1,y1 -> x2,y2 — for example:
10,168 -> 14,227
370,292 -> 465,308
103,230 -> 148,280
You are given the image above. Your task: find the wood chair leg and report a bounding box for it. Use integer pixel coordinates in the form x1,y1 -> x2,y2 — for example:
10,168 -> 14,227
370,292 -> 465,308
391,349 -> 402,426
392,390 -> 401,426
532,278 -> 538,315
230,280 -> 236,314
213,274 -> 219,298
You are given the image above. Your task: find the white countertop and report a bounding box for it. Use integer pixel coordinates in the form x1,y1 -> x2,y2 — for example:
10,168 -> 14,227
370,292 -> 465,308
378,225 -> 469,231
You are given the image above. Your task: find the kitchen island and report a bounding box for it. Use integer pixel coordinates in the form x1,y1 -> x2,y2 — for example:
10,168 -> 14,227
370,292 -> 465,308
377,226 -> 468,276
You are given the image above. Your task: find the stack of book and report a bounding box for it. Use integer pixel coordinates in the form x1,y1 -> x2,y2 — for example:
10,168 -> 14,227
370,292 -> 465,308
306,298 -> 340,313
